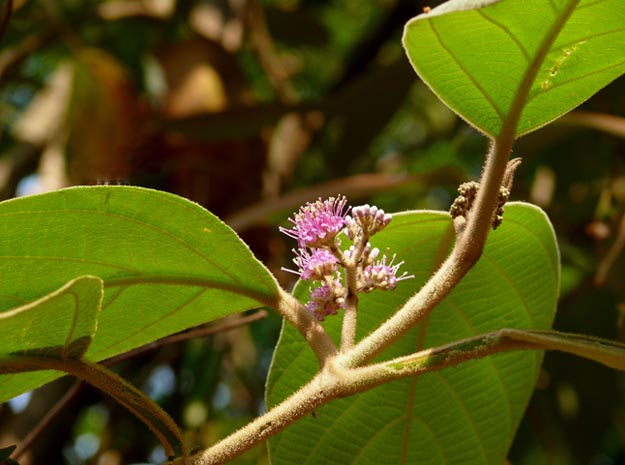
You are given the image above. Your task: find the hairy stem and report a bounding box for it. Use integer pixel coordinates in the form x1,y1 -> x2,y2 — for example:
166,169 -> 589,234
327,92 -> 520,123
177,326 -> 625,465
180,3 -> 583,460
338,0 -> 577,368
344,138 -> 514,368
277,287 -> 339,365
340,252 -> 361,351
341,291 -> 359,352
351,328 -> 625,386
175,369 -> 344,465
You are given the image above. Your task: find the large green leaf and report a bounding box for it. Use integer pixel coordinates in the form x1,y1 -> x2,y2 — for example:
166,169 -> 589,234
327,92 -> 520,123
0,186 -> 279,402
267,203 -> 559,465
403,0 -> 625,138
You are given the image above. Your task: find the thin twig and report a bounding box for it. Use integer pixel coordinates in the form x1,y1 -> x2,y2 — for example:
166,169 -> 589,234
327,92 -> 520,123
0,29 -> 55,81
595,209 -> 625,285
12,311 -> 269,461
104,310 -> 269,366
245,0 -> 297,104
559,111 -> 625,139
0,0 -> 13,45
11,381 -> 83,461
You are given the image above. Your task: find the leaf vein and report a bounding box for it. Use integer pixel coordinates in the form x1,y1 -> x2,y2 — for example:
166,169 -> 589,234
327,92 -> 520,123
428,20 -> 505,122
434,372 -> 490,464
476,10 -> 530,62
92,287 -> 209,359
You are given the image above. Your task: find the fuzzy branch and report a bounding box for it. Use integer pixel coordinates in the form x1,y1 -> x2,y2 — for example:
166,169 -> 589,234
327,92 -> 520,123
277,287 -> 339,365
184,3 -> 583,462
176,327 -> 625,465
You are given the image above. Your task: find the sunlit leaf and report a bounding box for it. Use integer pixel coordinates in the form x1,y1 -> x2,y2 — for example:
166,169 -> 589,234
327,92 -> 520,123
267,203 -> 559,465
0,186 -> 279,402
403,0 -> 625,137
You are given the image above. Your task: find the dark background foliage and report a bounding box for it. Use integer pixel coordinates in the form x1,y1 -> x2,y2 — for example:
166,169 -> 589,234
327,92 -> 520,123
0,0 -> 624,464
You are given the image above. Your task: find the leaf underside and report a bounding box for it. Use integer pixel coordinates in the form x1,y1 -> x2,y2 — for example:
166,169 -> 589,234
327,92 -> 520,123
267,203 -> 560,465
403,0 -> 625,138
0,275 -> 102,362
0,186 -> 279,402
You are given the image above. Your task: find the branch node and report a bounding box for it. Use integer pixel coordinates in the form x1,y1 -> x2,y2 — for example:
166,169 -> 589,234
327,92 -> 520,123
450,165 -> 517,232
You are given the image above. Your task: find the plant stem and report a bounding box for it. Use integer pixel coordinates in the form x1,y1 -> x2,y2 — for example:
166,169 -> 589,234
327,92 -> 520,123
341,291 -> 358,352
175,370 -> 343,465
346,330 -> 533,388
171,326 -> 625,465
0,356 -> 186,459
343,137 -> 514,368
351,328 -> 625,386
338,0 -> 577,368
340,252 -> 361,351
277,287 -> 338,365
12,380 -> 83,461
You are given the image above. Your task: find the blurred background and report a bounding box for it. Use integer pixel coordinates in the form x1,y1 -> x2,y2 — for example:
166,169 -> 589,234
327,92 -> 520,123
0,0 -> 624,464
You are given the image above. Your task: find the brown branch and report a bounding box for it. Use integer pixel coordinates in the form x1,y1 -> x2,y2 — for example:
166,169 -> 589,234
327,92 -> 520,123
245,0 -> 297,104
104,310 -> 268,366
11,381 -> 83,461
595,209 -> 625,285
11,310 -> 268,461
0,0 -> 13,45
559,111 -> 625,139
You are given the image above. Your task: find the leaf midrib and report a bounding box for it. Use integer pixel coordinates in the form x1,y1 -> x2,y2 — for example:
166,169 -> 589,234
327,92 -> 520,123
500,0 -> 581,138
399,218 -> 455,464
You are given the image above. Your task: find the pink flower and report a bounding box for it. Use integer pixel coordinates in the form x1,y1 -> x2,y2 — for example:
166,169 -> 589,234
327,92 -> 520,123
360,254 -> 413,292
280,196 -> 413,322
280,196 -> 349,248
306,280 -> 345,321
284,248 -> 338,281
345,204 -> 392,240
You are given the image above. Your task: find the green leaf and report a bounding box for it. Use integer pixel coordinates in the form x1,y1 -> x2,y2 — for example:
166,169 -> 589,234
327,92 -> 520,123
498,328 -> 625,372
403,0 -> 625,138
0,186 -> 279,402
266,203 -> 559,465
0,275 -> 102,361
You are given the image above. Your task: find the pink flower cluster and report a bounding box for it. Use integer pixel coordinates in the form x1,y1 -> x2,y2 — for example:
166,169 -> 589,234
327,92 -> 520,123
281,196 -> 413,321
279,196 -> 349,248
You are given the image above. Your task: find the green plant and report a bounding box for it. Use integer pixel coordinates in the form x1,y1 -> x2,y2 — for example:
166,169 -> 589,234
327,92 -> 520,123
3,0 -> 625,464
